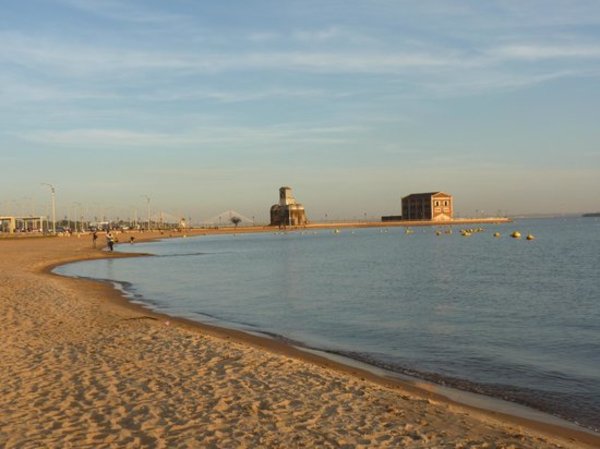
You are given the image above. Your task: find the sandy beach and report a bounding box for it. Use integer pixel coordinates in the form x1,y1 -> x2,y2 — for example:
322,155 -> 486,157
0,231 -> 597,449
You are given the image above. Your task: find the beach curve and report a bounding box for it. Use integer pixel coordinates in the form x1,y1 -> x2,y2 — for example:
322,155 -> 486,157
1,230 -> 598,449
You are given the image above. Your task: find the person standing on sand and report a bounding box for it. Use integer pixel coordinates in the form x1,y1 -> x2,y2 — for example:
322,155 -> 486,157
106,231 -> 114,252
92,231 -> 98,248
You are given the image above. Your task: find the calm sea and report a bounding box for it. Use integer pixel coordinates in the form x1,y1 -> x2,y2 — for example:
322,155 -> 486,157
55,218 -> 600,431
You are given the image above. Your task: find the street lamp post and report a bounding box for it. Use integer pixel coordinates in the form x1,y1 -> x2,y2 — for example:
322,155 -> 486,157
141,195 -> 151,230
73,202 -> 82,232
41,183 -> 56,234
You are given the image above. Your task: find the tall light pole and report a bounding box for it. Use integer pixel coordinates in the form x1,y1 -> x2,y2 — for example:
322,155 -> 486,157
141,195 -> 150,230
132,207 -> 138,229
73,202 -> 82,232
41,183 -> 56,234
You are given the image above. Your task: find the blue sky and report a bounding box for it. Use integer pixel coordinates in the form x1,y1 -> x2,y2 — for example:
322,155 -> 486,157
1,0 -> 599,222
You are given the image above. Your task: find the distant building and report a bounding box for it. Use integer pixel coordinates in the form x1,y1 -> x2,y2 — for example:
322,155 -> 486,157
401,192 -> 453,221
0,216 -> 46,233
270,187 -> 308,227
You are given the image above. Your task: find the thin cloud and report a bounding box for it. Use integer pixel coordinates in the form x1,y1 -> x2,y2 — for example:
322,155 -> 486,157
292,26 -> 343,42
16,124 -> 362,149
0,32 -> 468,76
3,30 -> 599,105
58,0 -> 186,24
247,32 -> 280,42
5,29 -> 598,88
0,76 -> 120,103
422,70 -> 583,97
137,87 -> 349,104
494,44 -> 600,60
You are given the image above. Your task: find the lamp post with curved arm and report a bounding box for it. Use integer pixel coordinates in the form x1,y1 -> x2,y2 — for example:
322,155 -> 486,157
41,183 -> 56,234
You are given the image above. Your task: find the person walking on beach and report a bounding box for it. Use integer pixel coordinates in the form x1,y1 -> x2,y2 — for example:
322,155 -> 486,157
92,231 -> 98,248
106,231 -> 114,252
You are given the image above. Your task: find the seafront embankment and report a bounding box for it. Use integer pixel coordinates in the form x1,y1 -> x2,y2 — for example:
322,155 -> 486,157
0,216 -> 512,240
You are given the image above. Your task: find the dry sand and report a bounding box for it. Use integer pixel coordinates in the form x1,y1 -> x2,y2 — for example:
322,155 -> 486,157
0,231 -> 597,449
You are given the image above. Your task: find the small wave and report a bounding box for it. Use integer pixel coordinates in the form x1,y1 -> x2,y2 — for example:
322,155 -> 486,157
155,252 -> 210,258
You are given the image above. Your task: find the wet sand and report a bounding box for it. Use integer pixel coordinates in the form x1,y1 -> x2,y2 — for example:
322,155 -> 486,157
0,230 -> 597,449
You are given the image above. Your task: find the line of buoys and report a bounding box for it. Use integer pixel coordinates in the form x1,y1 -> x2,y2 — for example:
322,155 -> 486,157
264,227 -> 534,241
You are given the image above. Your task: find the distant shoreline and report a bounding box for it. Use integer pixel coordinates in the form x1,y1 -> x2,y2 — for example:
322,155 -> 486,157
0,217 -> 512,239
194,217 -> 512,237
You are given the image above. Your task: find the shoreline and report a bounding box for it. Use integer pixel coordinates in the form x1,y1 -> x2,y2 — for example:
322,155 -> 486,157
54,230 -> 598,442
53,249 -> 597,438
2,228 -> 597,448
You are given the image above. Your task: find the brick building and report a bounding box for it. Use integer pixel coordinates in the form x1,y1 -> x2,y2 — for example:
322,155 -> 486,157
401,192 -> 453,221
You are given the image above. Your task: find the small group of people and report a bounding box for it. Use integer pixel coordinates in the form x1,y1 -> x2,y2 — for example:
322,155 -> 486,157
91,230 -> 134,251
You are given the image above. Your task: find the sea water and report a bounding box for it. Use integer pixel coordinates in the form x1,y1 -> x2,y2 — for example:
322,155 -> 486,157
54,218 -> 600,430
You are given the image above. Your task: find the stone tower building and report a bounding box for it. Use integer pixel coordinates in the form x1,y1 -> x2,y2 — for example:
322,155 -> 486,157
270,187 -> 308,227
